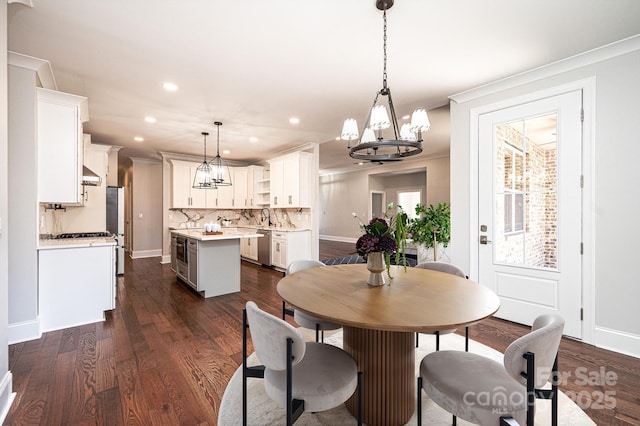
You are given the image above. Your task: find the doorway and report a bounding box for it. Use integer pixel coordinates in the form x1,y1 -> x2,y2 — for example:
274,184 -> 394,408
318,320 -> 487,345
478,90 -> 583,338
369,191 -> 386,221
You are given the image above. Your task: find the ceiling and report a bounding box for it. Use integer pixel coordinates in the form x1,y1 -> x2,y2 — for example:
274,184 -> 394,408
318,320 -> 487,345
8,0 -> 640,174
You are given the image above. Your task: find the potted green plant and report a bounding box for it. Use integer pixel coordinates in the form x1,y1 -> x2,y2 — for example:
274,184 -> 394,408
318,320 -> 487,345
408,202 -> 451,262
352,203 -> 409,285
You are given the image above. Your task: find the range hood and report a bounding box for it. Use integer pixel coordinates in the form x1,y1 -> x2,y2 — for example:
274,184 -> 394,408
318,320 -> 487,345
82,166 -> 102,186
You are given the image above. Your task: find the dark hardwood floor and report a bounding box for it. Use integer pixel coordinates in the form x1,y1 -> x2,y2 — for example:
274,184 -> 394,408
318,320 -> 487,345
6,240 -> 639,425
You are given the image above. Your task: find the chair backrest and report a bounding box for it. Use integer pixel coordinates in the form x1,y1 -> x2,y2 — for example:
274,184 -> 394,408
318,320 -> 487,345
245,301 -> 306,371
415,261 -> 466,278
286,259 -> 325,275
503,314 -> 565,388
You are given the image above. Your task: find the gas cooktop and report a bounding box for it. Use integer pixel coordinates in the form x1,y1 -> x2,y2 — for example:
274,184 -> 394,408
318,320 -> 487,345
54,232 -> 114,239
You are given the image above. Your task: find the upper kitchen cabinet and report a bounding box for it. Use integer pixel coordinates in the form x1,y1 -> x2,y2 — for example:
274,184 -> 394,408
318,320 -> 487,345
170,160 -> 207,208
268,152 -> 312,208
37,88 -> 89,205
247,165 -> 268,208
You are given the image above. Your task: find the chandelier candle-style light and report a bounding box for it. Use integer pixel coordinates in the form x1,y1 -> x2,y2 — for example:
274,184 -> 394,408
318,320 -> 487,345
341,0 -> 431,162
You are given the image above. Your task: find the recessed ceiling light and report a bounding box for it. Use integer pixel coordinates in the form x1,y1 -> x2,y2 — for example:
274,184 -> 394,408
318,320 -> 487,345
249,137 -> 258,143
144,116 -> 157,123
134,136 -> 144,142
402,115 -> 411,120
162,82 -> 178,91
222,149 -> 231,155
289,117 -> 300,125
358,162 -> 364,165
335,136 -> 341,141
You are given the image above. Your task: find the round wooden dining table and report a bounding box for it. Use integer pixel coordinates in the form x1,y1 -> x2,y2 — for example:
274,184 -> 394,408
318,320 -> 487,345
277,263 -> 500,426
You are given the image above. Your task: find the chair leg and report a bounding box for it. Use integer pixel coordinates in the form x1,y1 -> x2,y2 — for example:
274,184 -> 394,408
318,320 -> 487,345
315,324 -> 320,342
357,371 -> 363,426
242,308 -> 265,426
453,414 -> 457,425
552,355 -> 559,426
417,376 -> 423,426
465,327 -> 469,352
415,332 -> 419,348
286,337 -> 305,425
435,331 -> 440,351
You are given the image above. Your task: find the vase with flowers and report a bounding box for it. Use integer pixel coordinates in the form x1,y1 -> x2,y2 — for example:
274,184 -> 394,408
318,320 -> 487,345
353,203 -> 408,286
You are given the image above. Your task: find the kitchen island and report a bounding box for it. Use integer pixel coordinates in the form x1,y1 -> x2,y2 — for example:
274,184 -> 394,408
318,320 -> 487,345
170,229 -> 262,298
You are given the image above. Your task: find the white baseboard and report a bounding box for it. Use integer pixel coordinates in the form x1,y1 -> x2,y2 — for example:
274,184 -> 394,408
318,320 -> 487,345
320,235 -> 357,244
8,318 -> 41,344
160,255 -> 171,264
0,372 -> 15,425
130,249 -> 162,259
595,326 -> 640,359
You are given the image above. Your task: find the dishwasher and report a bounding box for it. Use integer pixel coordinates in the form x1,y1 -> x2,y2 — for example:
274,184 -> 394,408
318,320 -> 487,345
257,229 -> 272,266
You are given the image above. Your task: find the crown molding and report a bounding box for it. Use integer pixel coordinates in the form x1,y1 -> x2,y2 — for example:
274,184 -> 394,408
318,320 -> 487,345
8,51 -> 57,90
450,34 -> 640,104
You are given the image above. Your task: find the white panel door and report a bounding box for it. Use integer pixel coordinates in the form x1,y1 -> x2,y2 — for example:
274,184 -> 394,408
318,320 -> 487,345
478,90 -> 583,338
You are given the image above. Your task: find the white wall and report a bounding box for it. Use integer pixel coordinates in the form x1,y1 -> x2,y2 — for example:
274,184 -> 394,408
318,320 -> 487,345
450,38 -> 640,357
130,158 -> 163,257
320,156 -> 450,241
1,1 -> 15,420
7,64 -> 38,334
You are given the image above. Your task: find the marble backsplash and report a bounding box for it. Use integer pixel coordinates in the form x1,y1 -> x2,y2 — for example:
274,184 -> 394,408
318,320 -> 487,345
168,207 -> 312,230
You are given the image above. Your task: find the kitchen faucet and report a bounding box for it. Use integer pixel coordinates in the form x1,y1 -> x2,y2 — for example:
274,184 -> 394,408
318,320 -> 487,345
260,208 -> 271,226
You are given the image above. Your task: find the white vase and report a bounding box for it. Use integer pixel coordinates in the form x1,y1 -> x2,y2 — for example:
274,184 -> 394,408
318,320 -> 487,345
366,252 -> 387,286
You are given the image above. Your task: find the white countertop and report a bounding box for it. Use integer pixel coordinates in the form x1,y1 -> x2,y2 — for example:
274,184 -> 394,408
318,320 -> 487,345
38,237 -> 117,250
170,229 -> 263,241
170,225 -> 311,233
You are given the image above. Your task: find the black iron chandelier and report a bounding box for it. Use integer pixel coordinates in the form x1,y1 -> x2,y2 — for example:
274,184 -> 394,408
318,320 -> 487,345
341,0 -> 430,162
192,121 -> 232,189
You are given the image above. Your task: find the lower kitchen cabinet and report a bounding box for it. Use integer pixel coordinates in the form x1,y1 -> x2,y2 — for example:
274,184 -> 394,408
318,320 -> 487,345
271,230 -> 311,271
239,227 -> 259,261
38,244 -> 116,332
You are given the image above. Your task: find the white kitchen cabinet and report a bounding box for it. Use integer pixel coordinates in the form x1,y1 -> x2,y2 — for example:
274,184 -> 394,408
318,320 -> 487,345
205,167 -> 234,208
233,167 -> 248,208
37,88 -> 89,205
268,151 -> 312,208
239,228 -> 259,261
170,160 -> 207,208
38,244 -> 116,332
271,230 -> 312,270
247,165 -> 268,208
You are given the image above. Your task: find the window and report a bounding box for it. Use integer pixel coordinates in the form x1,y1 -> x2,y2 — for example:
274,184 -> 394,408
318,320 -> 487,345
397,190 -> 421,219
503,145 -> 524,234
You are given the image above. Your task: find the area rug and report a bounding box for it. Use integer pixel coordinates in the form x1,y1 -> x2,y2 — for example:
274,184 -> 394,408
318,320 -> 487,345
218,331 -> 595,425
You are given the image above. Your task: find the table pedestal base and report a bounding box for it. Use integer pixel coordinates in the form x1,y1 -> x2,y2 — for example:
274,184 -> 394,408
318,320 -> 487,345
344,327 -> 415,426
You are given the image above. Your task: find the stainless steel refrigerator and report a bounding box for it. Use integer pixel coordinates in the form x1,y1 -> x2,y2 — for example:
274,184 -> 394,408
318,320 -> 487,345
106,186 -> 125,275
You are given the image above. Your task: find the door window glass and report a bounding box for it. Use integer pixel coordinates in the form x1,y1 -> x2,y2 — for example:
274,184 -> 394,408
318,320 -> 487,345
494,113 -> 558,269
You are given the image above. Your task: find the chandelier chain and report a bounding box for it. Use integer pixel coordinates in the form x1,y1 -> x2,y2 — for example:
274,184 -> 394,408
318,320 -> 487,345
382,8 -> 388,90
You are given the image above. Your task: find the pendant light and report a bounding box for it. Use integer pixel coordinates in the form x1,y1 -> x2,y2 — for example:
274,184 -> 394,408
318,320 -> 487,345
192,131 -> 215,189
209,121 -> 232,187
341,0 -> 430,162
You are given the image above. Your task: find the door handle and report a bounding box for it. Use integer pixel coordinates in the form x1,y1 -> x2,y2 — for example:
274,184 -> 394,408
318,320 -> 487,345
480,235 -> 492,245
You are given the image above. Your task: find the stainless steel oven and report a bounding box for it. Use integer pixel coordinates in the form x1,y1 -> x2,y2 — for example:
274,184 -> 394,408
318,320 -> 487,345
176,236 -> 188,263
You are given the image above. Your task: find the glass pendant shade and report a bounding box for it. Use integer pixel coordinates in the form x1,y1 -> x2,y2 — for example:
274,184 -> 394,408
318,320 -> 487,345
193,131 -> 215,189
209,155 -> 232,186
208,121 -> 232,187
369,105 -> 391,130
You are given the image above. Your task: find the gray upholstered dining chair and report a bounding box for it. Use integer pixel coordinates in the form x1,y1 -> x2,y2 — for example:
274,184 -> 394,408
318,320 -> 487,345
414,261 -> 469,351
243,301 -> 362,426
282,260 -> 341,342
417,314 -> 565,426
